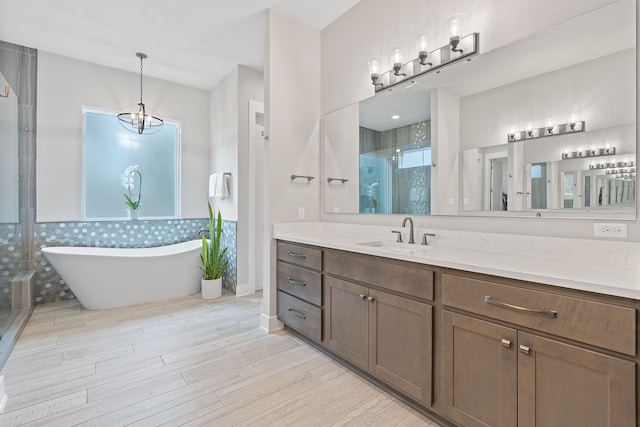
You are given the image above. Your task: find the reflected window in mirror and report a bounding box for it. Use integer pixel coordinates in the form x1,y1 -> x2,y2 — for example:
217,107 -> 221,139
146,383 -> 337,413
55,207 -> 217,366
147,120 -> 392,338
82,107 -> 181,220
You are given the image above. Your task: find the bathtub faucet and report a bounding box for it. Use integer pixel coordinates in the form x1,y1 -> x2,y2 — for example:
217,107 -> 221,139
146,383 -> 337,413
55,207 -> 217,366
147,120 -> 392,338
196,229 -> 210,238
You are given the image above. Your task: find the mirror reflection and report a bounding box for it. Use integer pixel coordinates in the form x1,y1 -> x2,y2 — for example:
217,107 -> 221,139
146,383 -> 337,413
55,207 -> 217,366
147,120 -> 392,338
358,88 -> 432,214
324,0 -> 636,219
0,72 -> 18,223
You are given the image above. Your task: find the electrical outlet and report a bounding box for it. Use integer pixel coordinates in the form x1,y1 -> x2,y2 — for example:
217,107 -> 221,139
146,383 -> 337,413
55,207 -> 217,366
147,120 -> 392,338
593,223 -> 628,238
298,207 -> 305,220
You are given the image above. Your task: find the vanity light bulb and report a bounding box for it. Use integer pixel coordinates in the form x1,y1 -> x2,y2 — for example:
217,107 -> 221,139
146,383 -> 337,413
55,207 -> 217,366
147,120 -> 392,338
416,32 -> 433,65
390,45 -> 406,76
447,13 -> 465,52
391,46 -> 404,66
368,57 -> 381,75
526,123 -> 534,138
368,56 -> 383,87
546,119 -> 554,134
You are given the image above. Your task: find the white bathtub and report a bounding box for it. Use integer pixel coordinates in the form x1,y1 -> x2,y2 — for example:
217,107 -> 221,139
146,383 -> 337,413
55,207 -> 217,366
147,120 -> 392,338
42,240 -> 203,310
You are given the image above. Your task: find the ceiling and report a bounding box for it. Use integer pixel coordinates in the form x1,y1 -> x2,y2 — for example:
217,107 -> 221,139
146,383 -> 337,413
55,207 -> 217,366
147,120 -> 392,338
0,0 -> 359,90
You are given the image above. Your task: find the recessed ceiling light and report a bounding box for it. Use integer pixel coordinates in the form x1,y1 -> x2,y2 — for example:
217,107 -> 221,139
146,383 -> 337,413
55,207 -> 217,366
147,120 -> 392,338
392,115 -> 400,120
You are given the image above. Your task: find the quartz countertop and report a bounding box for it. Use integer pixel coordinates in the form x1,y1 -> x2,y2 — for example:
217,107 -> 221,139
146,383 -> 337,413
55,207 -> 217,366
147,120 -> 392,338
273,222 -> 640,300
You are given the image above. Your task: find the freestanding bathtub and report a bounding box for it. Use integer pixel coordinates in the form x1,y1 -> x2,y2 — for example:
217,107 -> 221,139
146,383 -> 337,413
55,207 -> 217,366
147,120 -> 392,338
42,240 -> 203,310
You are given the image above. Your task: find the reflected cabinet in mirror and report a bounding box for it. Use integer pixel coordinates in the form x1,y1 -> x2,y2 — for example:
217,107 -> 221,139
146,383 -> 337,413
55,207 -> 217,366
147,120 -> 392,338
324,0 -> 636,219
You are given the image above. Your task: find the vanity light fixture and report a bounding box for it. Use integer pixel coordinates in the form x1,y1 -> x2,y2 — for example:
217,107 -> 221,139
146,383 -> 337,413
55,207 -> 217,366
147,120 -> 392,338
368,56 -> 383,88
447,13 -> 465,53
391,45 -> 406,77
562,145 -> 615,160
507,119 -> 585,142
392,115 -> 400,120
416,32 -> 433,66
368,31 -> 478,92
117,53 -> 164,135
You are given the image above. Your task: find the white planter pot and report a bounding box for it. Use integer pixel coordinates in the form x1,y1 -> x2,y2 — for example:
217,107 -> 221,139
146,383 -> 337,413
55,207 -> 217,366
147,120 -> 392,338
127,209 -> 140,220
201,277 -> 222,299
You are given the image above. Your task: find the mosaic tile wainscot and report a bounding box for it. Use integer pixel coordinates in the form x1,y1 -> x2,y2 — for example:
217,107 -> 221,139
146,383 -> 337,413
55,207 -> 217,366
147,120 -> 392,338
34,219 -> 238,304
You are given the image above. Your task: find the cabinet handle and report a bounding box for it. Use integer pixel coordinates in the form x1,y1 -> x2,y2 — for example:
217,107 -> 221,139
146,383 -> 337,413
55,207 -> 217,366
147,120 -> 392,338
287,251 -> 306,259
519,345 -> 531,355
484,296 -> 557,318
287,278 -> 306,286
359,294 -> 367,300
287,308 -> 307,319
367,296 -> 375,303
501,338 -> 512,349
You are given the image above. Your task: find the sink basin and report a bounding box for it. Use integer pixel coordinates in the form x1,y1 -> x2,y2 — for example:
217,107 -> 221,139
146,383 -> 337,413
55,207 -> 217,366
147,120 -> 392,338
357,241 -> 427,254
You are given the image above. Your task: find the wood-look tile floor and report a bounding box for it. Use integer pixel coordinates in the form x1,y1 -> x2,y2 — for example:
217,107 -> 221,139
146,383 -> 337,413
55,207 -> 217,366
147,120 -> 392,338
0,292 -> 443,426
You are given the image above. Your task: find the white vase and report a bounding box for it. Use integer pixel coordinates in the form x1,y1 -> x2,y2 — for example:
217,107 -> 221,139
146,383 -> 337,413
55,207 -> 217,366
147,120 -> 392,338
201,277 -> 222,299
128,209 -> 139,220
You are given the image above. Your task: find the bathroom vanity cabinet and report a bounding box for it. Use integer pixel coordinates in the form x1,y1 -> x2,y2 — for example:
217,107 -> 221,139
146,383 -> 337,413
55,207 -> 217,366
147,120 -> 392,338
441,273 -> 636,427
275,240 -> 640,427
276,242 -> 323,342
323,249 -> 434,406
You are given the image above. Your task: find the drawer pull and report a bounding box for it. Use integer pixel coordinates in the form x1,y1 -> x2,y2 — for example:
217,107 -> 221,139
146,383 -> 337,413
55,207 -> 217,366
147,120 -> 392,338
501,338 -> 511,349
519,345 -> 531,355
287,308 -> 307,319
359,294 -> 367,300
287,251 -> 306,259
367,296 -> 375,303
287,278 -> 306,286
484,296 -> 557,318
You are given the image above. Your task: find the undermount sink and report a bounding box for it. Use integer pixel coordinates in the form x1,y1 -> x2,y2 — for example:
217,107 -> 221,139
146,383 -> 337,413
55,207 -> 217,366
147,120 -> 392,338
357,241 -> 430,255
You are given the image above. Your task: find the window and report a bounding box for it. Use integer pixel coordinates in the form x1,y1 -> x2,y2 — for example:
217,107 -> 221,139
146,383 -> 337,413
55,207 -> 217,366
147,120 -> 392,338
83,107 -> 181,220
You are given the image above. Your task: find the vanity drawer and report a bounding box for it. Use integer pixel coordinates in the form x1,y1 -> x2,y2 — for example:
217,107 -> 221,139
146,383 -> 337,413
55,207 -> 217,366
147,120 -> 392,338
278,291 -> 322,342
442,273 -> 636,356
277,262 -> 322,306
325,250 -> 433,301
277,241 -> 322,271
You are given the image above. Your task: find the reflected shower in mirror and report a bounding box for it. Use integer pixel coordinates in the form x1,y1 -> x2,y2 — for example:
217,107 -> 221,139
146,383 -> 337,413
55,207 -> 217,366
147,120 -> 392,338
0,72 -> 19,223
359,87 -> 432,215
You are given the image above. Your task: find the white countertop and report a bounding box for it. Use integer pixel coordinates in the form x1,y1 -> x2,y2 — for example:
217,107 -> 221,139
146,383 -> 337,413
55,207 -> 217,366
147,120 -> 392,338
273,222 -> 640,300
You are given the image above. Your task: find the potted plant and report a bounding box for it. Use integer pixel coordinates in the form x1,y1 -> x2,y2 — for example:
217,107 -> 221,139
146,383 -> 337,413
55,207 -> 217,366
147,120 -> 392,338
200,202 -> 228,299
121,165 -> 142,219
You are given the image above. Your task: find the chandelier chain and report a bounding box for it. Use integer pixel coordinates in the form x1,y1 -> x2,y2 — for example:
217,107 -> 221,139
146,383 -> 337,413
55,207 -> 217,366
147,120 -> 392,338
139,56 -> 144,104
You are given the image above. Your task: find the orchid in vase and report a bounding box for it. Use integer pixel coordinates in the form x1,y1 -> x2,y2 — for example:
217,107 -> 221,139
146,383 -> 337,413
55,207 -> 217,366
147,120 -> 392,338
121,165 -> 142,212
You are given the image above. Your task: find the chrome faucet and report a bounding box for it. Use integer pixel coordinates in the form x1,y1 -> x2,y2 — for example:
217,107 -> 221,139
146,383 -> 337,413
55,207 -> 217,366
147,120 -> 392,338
401,217 -> 415,244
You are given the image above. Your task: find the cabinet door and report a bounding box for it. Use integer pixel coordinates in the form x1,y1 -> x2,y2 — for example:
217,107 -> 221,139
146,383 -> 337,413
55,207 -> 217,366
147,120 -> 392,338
368,289 -> 433,406
518,332 -> 636,427
323,276 -> 369,370
441,311 -> 517,427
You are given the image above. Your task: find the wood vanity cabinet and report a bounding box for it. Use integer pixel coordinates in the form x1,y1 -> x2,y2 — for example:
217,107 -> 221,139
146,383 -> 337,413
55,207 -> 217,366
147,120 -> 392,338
441,273 -> 637,427
323,249 -> 434,407
276,242 -> 323,342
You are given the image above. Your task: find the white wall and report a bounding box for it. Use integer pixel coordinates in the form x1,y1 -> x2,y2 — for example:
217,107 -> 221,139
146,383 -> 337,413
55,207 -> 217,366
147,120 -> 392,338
37,51 -> 210,222
319,0 -> 640,242
263,10 -> 321,329
210,65 -> 264,291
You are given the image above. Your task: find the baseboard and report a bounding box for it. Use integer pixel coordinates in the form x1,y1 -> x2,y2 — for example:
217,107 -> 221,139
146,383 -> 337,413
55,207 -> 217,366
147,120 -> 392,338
260,313 -> 283,333
235,283 -> 253,297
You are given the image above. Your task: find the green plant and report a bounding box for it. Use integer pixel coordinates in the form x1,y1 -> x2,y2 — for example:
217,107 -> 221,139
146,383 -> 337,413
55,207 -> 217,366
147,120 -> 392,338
201,202 -> 229,280
121,165 -> 142,210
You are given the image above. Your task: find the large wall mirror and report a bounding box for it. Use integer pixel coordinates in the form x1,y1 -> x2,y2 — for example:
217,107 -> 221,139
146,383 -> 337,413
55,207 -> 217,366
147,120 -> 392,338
323,0 -> 636,219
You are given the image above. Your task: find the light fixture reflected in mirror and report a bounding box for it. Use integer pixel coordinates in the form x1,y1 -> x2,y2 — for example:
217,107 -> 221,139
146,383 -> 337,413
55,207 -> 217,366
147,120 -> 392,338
416,32 -> 433,66
508,119 -> 585,142
448,13 -> 465,53
117,52 -> 164,135
368,56 -> 383,87
391,45 -> 406,76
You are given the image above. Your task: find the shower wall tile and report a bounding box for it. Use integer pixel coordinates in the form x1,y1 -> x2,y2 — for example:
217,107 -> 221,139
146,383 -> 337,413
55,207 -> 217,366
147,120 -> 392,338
34,218 -> 238,304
